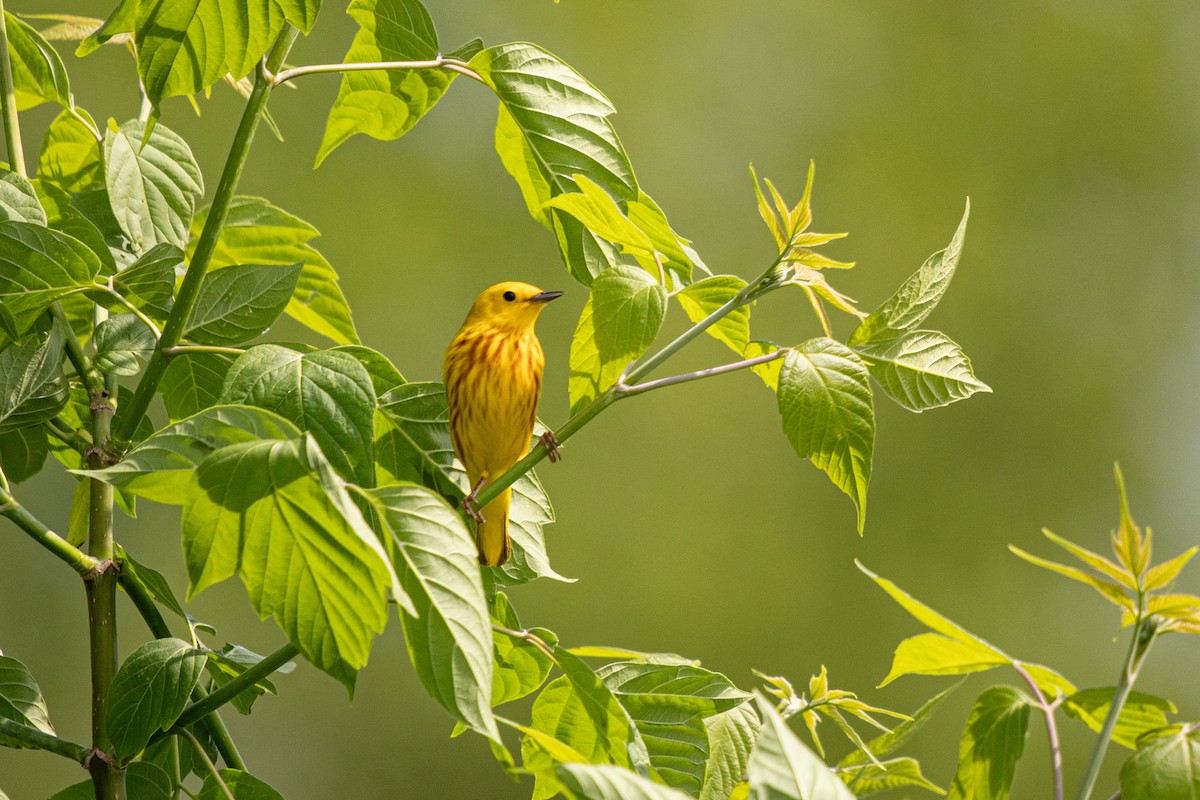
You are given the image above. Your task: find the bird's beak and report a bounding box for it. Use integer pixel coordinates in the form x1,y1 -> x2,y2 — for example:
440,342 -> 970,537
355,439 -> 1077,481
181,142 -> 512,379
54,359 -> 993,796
530,290 -> 564,303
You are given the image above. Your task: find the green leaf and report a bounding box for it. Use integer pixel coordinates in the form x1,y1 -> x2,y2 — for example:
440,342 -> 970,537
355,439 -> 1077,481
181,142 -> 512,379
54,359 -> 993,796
854,330 -> 990,412
490,593 -> 557,707
554,763 -> 694,800
205,644 -> 295,716
191,197 -> 359,345
113,543 -> 195,630
777,339 -> 874,533
748,692 -> 855,800
569,265 -> 666,414
94,313 -> 156,376
840,681 -> 961,768
70,184 -> 137,270
639,717 -> 710,795
50,762 -> 173,800
677,276 -> 750,355
32,179 -> 117,276
701,703 -> 761,800
107,638 -> 206,760
76,404 -> 300,502
600,662 -> 752,725
0,426 -> 49,484
113,243 -> 182,314
104,120 -> 204,254
546,175 -> 656,260
0,654 -> 55,747
332,345 -> 404,394
1120,730 -> 1200,800
880,632 -> 1010,687
0,168 -> 46,224
1008,544 -> 1134,610
37,108 -> 103,195
316,0 -> 454,167
182,436 -> 397,690
360,483 -> 499,741
1064,688 -> 1177,749
0,318 -> 67,433
744,341 -> 783,391
0,220 -> 102,338
1144,547 -> 1199,592
839,757 -> 944,797
626,192 -> 705,285
161,352 -> 234,422
197,769 -> 285,800
946,686 -> 1031,800
3,12 -> 70,110
185,263 -> 302,346
221,345 -> 377,486
850,200 -> 969,346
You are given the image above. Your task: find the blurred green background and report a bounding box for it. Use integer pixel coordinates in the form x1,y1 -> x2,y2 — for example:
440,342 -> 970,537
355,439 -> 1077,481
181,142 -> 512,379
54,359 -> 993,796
3,1 -> 1199,797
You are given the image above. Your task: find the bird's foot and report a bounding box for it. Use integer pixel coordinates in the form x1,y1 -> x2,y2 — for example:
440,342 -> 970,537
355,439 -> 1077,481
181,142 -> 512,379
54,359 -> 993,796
540,430 -> 562,463
462,476 -> 487,524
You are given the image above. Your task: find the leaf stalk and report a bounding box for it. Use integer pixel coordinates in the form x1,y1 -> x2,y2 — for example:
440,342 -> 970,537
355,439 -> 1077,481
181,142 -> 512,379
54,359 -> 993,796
0,469 -> 97,574
270,56 -> 482,87
0,717 -> 91,764
0,2 -> 27,176
1014,660 -> 1065,800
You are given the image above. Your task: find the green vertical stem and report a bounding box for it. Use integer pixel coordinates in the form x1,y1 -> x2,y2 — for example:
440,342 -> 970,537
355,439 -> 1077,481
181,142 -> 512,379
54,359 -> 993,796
0,4 -> 26,177
110,24 -> 301,451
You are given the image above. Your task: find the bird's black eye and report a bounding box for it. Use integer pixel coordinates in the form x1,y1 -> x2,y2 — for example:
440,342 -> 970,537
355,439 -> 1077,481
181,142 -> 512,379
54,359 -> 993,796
503,291 -> 516,302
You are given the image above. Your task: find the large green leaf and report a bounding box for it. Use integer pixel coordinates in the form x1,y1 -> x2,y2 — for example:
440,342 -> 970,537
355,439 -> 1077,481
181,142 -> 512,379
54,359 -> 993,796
839,757 -> 943,797
37,108 -> 103,195
850,201 -> 969,346
94,313 -> 156,376
854,330 -> 990,412
197,769 -> 285,800
104,120 -> 204,253
1064,688 -> 1177,750
748,693 -> 855,800
51,762 -> 174,800
0,168 -> 46,224
184,263 -> 302,346
0,654 -> 55,747
490,593 -> 557,707
221,345 -> 376,486
0,426 -> 49,484
1120,730 -> 1200,800
191,197 -> 358,345
946,686 -> 1030,800
569,265 -> 666,414
600,662 -> 751,725
161,352 -> 234,422
0,318 -> 67,433
182,436 -> 397,690
677,276 -> 750,355
700,703 -> 761,800
33,179 -> 117,277
3,12 -> 70,110
360,483 -> 498,740
0,221 -> 101,338
777,339 -> 874,533
106,638 -> 206,760
880,632 -> 1010,685
554,763 -> 694,800
316,0 -> 454,167
113,242 -> 181,315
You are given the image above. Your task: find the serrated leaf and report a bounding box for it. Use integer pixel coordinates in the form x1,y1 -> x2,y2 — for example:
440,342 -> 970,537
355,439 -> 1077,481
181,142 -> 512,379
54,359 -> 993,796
221,345 -> 376,486
748,693 -> 855,800
37,108 -> 103,195
946,686 -> 1030,800
554,763 -> 694,800
182,435 -> 397,691
0,426 -> 49,484
104,119 -> 203,253
850,201 -> 969,346
0,318 -> 67,433
777,339 -> 874,532
1120,729 -> 1200,800
106,638 -> 206,760
854,330 -> 989,412
161,352 -> 234,422
701,703 -> 761,800
840,757 -> 944,797
361,482 -> 498,740
677,276 -> 750,355
197,768 -> 285,800
569,265 -> 666,413
331,345 -> 403,394
185,263 -> 302,346
316,0 -> 455,167
0,654 -> 55,747
1065,688 -> 1176,750
3,11 -> 70,110
0,220 -> 102,338
94,313 -> 156,376
638,717 -> 709,795
0,168 -> 46,224
114,243 -> 182,314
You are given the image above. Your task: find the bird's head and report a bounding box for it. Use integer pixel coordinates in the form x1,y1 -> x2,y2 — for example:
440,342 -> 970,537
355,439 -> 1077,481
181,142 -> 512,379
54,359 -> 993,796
464,281 -> 564,331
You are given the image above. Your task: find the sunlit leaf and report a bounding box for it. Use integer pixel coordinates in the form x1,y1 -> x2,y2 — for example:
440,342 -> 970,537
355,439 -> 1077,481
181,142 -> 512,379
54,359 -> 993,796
490,593 -> 557,707
748,693 -> 855,800
1065,688 -> 1176,750
104,120 -> 203,254
0,168 -> 46,225
37,109 -> 103,195
839,757 -> 944,797
1008,545 -> 1134,610
677,276 -> 750,355
554,763 -> 694,800
880,633 -> 1008,687
1119,729 -> 1200,800
161,353 -> 235,422
197,768 -> 285,800
700,703 -> 761,800
854,330 -> 990,412
946,686 -> 1030,800
3,11 -> 70,110
1145,547 -> 1199,591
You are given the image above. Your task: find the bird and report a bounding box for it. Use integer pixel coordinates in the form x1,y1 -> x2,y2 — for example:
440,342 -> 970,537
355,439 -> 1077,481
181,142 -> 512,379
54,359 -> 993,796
443,281 -> 563,566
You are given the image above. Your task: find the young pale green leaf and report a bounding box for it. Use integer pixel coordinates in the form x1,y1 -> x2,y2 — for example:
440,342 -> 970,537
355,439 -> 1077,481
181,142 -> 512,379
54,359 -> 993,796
744,341 -> 784,391
777,339 -> 874,533
491,593 -> 558,707
569,266 -> 666,414
1120,729 -> 1200,800
37,109 -> 103,195
1064,688 -> 1176,749
376,382 -> 567,586
626,192 -> 705,285
94,313 -> 156,376
316,0 -> 455,167
182,436 -> 397,691
197,768 -> 285,800
880,632 -> 1009,687
850,200 -> 969,347
184,263 -> 302,346
1040,527 -> 1136,589
192,197 -> 359,345
748,693 -> 856,800
221,345 -> 377,486
599,662 -> 752,725
161,353 -> 234,422
676,276 -> 750,355
360,483 -> 499,741
3,12 -> 70,110
838,683 -> 960,773
554,763 -> 694,800
700,703 -> 761,800
0,319 -> 67,433
113,243 -> 182,315
0,221 -> 102,338
1145,546 -> 1199,591
0,654 -> 55,747
106,638 -> 206,760
839,757 -> 944,797
76,404 -> 299,503
946,686 -> 1031,800
205,644 -> 295,716
546,175 -> 656,259
104,120 -> 203,254
1008,545 -> 1134,610
0,169 -> 47,224
0,426 -> 49,484
854,330 -> 990,412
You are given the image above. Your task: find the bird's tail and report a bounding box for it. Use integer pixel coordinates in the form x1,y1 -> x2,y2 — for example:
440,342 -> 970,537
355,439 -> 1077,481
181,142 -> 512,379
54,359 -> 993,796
477,487 -> 512,566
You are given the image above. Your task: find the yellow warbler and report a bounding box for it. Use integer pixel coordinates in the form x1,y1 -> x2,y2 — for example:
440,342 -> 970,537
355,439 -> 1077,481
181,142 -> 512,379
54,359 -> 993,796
443,281 -> 563,565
